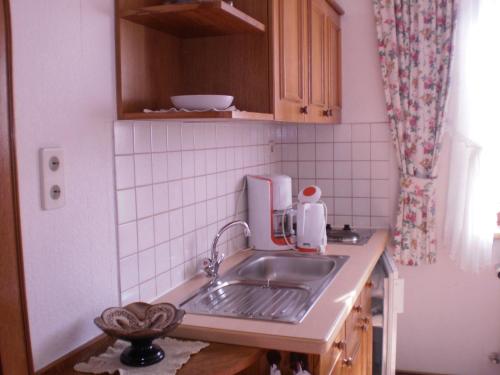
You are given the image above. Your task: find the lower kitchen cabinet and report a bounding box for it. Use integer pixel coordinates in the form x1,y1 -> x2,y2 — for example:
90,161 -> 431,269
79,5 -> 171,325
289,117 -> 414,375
258,280 -> 374,375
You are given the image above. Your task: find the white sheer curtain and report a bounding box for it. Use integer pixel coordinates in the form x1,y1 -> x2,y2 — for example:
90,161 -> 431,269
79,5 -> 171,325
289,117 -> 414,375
445,0 -> 500,272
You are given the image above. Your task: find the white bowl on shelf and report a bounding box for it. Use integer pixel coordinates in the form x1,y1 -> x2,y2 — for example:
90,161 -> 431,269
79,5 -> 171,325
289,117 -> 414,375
170,95 -> 234,111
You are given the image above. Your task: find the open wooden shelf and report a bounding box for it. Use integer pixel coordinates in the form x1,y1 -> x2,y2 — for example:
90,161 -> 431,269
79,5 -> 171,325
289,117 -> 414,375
121,1 -> 266,38
120,110 -> 274,121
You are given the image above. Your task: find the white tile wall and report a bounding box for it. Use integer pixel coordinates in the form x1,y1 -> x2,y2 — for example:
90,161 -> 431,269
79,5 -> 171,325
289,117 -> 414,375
281,122 -> 394,228
114,121 -> 282,305
114,120 -> 395,306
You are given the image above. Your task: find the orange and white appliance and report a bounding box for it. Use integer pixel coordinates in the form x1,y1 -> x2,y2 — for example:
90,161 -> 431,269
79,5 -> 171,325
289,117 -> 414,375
296,185 -> 327,253
247,175 -> 294,251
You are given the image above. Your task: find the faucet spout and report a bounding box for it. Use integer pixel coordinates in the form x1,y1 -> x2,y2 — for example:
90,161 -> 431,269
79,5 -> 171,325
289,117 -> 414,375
203,220 -> 251,279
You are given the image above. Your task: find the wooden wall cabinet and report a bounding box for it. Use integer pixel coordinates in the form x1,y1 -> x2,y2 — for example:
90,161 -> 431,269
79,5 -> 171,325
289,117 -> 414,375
273,0 -> 342,124
115,0 -> 342,123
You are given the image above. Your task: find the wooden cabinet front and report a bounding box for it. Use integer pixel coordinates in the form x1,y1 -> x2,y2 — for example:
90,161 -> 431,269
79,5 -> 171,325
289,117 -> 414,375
273,0 -> 342,124
325,8 -> 342,123
313,280 -> 373,375
273,0 -> 308,122
307,0 -> 328,123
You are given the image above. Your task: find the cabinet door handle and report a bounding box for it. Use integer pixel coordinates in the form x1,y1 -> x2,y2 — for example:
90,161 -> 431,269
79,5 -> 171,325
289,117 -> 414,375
353,305 -> 362,313
322,109 -> 329,117
359,316 -> 370,325
342,339 -> 361,368
328,109 -> 333,117
358,323 -> 369,332
300,106 -> 308,114
333,340 -> 346,351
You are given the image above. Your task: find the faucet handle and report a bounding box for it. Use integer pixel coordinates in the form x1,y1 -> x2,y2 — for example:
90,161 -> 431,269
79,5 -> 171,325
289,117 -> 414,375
202,258 -> 215,276
217,253 -> 225,264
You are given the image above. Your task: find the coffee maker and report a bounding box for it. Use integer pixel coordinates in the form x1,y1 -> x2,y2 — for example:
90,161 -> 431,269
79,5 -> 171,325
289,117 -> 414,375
247,175 -> 294,251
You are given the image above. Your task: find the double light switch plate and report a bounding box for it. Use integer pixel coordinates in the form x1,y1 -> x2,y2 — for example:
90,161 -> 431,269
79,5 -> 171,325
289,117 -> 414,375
40,147 -> 65,210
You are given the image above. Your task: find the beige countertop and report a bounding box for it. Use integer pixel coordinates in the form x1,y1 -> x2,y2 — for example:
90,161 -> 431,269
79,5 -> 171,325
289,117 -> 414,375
156,230 -> 389,354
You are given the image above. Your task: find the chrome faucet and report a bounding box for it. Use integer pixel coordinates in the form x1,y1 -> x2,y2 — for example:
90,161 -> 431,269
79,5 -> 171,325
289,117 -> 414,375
203,220 -> 251,280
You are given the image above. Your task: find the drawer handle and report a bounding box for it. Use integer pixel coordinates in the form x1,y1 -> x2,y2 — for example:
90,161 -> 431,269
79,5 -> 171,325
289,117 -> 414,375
300,106 -> 308,114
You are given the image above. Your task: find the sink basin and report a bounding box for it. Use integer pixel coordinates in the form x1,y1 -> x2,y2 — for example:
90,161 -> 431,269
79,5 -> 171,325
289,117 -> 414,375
237,255 -> 336,283
180,251 -> 349,324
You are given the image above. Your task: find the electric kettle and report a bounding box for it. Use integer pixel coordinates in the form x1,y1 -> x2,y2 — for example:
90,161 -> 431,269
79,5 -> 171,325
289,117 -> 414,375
296,185 -> 327,254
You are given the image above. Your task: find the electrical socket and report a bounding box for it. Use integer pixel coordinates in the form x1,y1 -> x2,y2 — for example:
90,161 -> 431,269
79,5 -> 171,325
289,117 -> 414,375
40,148 -> 65,210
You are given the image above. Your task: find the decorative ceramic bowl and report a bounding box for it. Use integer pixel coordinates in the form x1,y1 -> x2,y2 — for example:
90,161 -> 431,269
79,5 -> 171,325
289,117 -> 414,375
170,95 -> 234,110
94,302 -> 185,367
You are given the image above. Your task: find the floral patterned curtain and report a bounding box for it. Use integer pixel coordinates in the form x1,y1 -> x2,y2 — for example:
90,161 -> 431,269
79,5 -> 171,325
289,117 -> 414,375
373,0 -> 456,265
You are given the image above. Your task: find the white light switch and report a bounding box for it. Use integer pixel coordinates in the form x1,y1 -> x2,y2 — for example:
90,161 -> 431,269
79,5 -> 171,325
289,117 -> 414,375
40,148 -> 65,210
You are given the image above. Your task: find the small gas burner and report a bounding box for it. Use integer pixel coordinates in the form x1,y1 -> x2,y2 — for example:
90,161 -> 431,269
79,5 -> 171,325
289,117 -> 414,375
326,224 -> 374,246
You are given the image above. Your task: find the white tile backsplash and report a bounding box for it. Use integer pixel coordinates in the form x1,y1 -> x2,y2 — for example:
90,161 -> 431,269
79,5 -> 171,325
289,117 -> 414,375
153,183 -> 169,214
114,120 -> 281,305
370,142 -> 390,161
137,217 -> 154,251
168,180 -> 183,210
136,185 -> 154,219
120,255 -> 139,291
352,124 -> 370,142
134,154 -> 152,186
134,123 -> 151,154
151,123 -> 167,152
352,161 -> 371,179
153,212 -> 170,245
114,122 -> 134,155
117,189 -> 136,224
115,156 -> 135,190
167,123 -> 182,151
315,125 -> 334,143
316,143 -> 334,161
298,143 -> 315,161
118,222 -> 138,258
167,152 -> 182,181
151,153 -> 168,183
333,143 -> 351,161
115,120 -> 393,305
282,122 -> 393,231
333,124 -> 352,142
155,242 -> 171,275
334,161 -> 352,179
371,123 -> 391,142
138,248 -> 156,283
352,142 -> 371,161
181,151 -> 195,178
139,279 -> 156,302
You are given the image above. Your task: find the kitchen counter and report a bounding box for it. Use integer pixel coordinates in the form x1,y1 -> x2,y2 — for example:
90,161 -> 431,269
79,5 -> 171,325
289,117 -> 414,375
156,229 -> 389,355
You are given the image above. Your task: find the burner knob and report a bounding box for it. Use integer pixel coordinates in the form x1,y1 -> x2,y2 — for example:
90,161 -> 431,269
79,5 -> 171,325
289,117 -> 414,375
343,224 -> 352,231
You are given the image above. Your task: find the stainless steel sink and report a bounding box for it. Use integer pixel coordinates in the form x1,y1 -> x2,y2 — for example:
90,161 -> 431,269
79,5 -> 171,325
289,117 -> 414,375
180,251 -> 349,324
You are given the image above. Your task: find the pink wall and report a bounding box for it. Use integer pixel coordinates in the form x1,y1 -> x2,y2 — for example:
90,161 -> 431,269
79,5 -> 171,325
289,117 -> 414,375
10,0 -> 119,370
337,0 -> 500,373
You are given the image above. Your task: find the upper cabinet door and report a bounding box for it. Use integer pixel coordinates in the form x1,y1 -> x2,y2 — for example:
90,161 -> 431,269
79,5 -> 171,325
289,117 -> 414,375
326,8 -> 342,123
307,0 -> 329,123
273,0 -> 308,122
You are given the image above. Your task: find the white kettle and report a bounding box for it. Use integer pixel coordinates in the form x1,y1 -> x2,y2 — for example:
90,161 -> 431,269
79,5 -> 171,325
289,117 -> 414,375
296,185 -> 327,254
